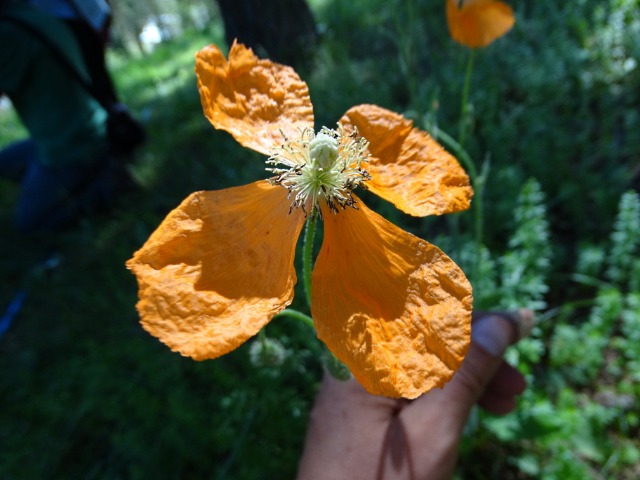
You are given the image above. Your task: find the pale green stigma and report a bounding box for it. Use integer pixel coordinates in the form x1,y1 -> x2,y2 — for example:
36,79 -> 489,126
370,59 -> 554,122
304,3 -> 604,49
267,125 -> 371,216
309,131 -> 339,169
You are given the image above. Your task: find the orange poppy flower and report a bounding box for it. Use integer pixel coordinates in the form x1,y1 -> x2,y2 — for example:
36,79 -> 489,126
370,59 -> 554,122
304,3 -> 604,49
127,42 -> 474,399
446,0 -> 515,48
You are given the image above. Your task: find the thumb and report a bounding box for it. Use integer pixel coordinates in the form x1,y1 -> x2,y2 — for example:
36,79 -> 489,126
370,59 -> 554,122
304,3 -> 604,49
406,310 -> 533,423
465,310 -> 534,390
398,312 -> 532,480
447,313 -> 520,411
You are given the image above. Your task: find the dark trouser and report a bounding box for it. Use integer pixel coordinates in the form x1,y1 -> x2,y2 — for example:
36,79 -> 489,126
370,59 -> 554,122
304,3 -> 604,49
0,139 -> 118,233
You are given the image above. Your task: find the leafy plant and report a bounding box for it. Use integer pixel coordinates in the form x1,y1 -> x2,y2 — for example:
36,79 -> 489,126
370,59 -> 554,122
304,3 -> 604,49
460,190 -> 640,479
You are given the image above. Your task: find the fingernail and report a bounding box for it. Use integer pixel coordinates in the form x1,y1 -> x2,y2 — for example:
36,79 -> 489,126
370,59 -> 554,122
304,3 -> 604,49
514,309 -> 536,341
471,315 -> 513,357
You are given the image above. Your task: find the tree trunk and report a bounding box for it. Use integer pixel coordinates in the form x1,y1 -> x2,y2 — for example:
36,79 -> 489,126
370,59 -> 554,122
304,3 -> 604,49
215,0 -> 318,68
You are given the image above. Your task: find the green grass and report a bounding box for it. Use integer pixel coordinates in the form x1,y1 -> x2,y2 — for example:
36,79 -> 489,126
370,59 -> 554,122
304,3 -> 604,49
1,0 -> 639,478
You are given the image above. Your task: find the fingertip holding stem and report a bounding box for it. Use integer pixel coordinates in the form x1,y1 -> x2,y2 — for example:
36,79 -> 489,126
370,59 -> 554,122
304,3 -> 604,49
512,308 -> 536,341
471,309 -> 536,357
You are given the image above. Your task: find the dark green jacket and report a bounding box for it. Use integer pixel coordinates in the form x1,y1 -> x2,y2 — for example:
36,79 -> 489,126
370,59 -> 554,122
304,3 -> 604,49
0,2 -> 108,167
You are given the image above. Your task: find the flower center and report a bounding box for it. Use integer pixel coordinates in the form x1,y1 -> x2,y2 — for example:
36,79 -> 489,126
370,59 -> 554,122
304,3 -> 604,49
267,126 -> 371,216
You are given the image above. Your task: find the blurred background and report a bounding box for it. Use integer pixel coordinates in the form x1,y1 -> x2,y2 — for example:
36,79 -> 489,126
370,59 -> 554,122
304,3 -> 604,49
1,0 -> 639,478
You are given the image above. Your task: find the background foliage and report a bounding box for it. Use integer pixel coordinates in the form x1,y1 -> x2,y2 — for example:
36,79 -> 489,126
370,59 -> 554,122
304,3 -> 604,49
1,0 -> 638,478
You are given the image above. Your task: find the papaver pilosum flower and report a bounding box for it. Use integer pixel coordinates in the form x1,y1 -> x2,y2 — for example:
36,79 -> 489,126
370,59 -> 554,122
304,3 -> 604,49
446,0 -> 515,48
127,42 -> 474,399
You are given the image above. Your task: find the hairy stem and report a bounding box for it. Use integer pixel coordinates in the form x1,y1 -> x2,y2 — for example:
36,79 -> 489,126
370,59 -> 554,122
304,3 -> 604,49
302,215 -> 317,308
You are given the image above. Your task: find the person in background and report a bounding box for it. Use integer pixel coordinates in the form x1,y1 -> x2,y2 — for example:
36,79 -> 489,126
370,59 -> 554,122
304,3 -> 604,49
26,0 -> 146,157
26,0 -> 118,105
297,310 -> 532,480
0,0 -> 129,233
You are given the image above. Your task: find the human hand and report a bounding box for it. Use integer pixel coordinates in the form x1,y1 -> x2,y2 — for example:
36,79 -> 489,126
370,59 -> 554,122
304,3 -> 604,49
296,310 -> 534,480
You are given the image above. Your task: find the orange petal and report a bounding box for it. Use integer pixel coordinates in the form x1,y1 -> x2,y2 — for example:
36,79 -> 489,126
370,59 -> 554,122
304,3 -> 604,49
340,104 -> 473,217
446,0 -> 515,48
311,199 -> 473,399
195,42 -> 314,156
126,181 -> 306,360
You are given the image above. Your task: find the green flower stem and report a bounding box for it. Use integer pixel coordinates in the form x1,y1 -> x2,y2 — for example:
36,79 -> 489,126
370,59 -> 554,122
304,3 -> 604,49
278,216 -> 355,382
393,0 -> 418,112
433,127 -> 484,255
275,307 -> 351,381
458,49 -> 476,148
273,308 -> 314,329
302,215 -> 317,308
537,298 -> 599,324
258,329 -> 266,343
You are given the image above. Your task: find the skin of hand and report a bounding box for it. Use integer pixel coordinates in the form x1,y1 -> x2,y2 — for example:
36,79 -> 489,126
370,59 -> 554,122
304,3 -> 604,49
296,311 -> 531,480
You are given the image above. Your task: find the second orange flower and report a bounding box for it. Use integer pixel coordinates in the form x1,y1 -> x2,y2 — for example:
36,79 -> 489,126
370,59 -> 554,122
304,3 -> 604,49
446,0 -> 516,48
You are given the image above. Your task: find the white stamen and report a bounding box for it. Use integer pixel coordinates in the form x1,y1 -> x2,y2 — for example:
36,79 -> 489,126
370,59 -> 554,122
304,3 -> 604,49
267,126 -> 371,216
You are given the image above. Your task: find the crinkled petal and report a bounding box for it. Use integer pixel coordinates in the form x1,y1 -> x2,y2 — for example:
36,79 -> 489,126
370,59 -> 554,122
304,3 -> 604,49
446,0 -> 515,48
311,199 -> 473,399
340,104 -> 473,217
126,181 -> 306,360
195,41 -> 314,156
